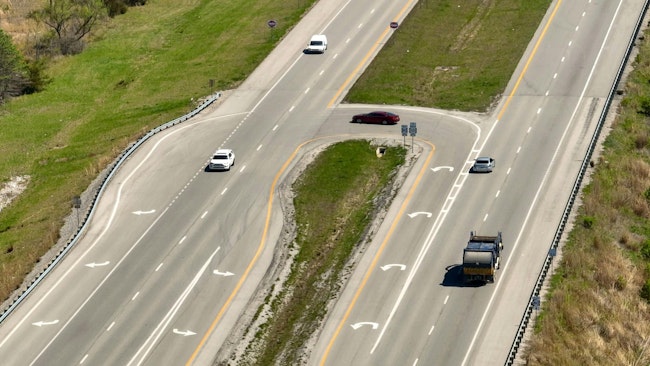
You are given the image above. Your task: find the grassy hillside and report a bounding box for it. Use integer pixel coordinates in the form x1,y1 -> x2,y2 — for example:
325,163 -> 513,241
0,0 -> 316,303
2,0 -> 645,365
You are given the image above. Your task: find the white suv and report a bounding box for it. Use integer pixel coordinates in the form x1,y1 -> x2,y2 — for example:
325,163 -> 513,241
305,34 -> 328,53
209,149 -> 235,171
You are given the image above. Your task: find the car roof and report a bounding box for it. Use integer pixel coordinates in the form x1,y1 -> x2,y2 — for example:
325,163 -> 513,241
476,156 -> 491,161
214,149 -> 232,155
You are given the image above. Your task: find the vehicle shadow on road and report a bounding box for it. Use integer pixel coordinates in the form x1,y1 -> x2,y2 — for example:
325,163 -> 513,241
441,264 -> 484,287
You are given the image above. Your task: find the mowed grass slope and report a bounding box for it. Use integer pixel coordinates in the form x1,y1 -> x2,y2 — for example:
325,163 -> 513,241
3,0 -> 640,365
346,0 -> 551,111
0,0 -> 315,302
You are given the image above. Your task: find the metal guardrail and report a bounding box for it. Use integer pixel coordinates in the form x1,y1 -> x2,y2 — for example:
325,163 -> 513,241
0,92 -> 222,324
505,2 -> 650,364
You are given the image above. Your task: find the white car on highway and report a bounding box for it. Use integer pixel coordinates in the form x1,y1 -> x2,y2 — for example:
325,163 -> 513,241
305,34 -> 328,53
208,149 -> 235,171
471,157 -> 495,173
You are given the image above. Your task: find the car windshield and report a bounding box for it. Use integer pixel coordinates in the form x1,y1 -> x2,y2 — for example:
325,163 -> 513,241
310,41 -> 323,46
213,155 -> 227,160
476,158 -> 489,164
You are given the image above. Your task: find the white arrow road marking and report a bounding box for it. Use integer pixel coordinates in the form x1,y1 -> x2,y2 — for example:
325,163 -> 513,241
350,322 -> 379,330
380,264 -> 406,271
431,166 -> 454,172
84,261 -> 110,268
407,212 -> 432,218
172,329 -> 196,337
213,270 -> 235,277
127,246 -> 220,366
32,320 -> 59,327
132,209 -> 156,215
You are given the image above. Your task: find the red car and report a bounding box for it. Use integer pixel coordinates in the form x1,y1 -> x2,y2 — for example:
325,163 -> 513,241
351,111 -> 400,125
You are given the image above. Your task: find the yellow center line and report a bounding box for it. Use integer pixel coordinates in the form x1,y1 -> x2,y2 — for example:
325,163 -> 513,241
496,0 -> 562,121
319,0 -> 563,364
319,140 -> 435,365
327,0 -> 417,109
185,141 -> 307,365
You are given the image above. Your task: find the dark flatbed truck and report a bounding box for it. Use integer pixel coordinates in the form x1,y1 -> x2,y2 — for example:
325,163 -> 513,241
462,231 -> 503,284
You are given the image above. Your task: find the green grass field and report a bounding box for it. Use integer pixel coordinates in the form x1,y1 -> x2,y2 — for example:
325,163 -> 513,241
5,0 -> 646,365
346,0 -> 551,111
0,0 -> 316,298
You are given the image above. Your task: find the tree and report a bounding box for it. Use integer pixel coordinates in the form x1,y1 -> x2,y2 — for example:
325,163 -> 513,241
0,29 -> 28,103
103,0 -> 148,18
29,0 -> 107,55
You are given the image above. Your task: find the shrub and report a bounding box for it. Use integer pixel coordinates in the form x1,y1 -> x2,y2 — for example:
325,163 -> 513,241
582,216 -> 595,229
638,95 -> 650,116
22,58 -> 50,94
644,186 -> 650,201
641,239 -> 650,260
640,278 -> 650,302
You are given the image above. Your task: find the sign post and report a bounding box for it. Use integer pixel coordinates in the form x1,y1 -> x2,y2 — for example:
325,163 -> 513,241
72,196 -> 81,227
408,122 -> 417,152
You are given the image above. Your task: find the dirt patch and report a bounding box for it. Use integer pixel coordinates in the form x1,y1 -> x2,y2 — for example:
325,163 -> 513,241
450,0 -> 496,53
0,175 -> 30,214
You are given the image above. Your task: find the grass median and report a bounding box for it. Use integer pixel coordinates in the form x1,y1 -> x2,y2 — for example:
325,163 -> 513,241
242,140 -> 406,365
6,0 -> 629,365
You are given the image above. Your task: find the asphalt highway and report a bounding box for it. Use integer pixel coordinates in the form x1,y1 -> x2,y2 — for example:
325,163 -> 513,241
0,0 -> 645,365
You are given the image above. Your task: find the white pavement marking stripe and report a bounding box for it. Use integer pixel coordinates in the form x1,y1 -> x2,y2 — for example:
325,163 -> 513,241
461,1 -> 623,364
431,166 -> 454,172
31,320 -> 59,327
127,246 -> 220,366
7,111 -> 216,356
27,205 -> 171,366
84,261 -> 110,268
407,212 -> 432,218
350,322 -> 378,330
380,264 -> 406,271
172,329 -> 196,337
212,270 -> 235,277
132,210 -> 155,215
369,51 -> 506,357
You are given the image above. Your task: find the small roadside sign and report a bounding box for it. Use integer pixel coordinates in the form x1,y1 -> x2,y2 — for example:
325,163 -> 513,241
267,20 -> 277,28
409,122 -> 417,136
390,22 -> 399,29
532,296 -> 541,310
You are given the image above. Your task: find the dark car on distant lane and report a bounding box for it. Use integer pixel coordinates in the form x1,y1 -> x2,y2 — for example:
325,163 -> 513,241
351,111 -> 400,125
